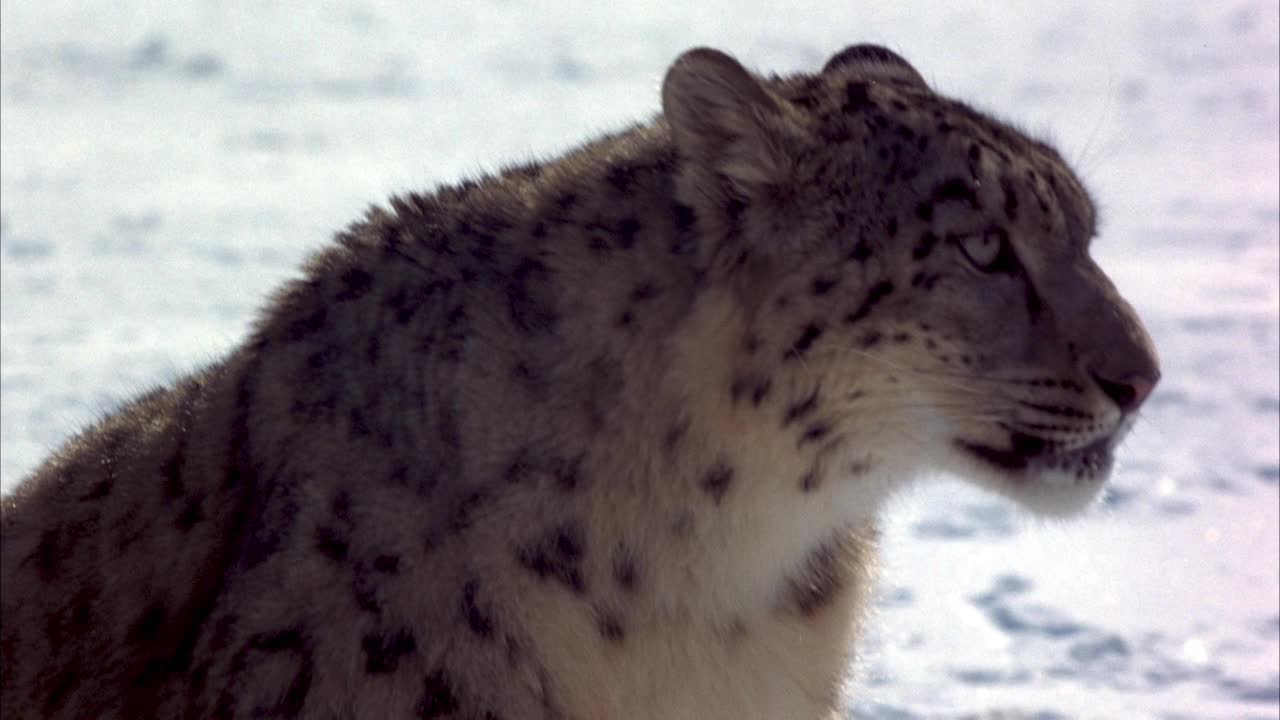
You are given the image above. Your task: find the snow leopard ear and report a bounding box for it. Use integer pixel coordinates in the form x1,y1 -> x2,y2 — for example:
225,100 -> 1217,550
822,44 -> 928,89
662,48 -> 798,198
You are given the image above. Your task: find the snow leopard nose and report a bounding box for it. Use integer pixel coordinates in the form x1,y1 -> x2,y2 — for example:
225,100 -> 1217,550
1089,368 -> 1159,414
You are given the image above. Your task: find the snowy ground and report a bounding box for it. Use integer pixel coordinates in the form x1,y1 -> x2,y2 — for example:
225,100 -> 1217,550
2,2 -> 1277,718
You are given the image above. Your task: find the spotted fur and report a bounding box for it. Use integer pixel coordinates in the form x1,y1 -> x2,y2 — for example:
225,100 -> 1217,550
1,45 -> 1157,718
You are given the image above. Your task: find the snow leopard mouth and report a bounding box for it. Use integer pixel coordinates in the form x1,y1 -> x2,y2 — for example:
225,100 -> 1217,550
957,431 -> 1115,481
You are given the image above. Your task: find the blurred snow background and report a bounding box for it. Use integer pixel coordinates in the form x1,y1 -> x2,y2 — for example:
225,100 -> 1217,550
1,2 -> 1276,718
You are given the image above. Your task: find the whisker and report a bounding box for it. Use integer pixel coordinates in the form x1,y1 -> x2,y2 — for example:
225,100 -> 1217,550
819,346 -> 1085,408
812,346 -> 989,397
845,348 -> 1003,390
808,343 -> 1087,390
1124,410 -> 1171,444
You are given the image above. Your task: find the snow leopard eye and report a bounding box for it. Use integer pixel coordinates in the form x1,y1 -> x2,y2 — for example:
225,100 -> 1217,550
956,228 -> 1012,272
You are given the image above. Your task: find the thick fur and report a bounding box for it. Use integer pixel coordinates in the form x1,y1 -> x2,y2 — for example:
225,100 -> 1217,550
1,45 -> 1158,719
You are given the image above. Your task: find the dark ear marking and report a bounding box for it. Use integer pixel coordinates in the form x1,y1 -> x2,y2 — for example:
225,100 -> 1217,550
662,47 -> 796,194
822,44 -> 928,88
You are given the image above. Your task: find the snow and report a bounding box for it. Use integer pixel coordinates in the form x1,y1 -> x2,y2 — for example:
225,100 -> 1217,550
2,2 -> 1276,717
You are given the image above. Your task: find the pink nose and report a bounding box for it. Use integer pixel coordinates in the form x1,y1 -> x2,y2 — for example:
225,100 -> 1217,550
1127,374 -> 1157,408
1091,370 -> 1159,413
